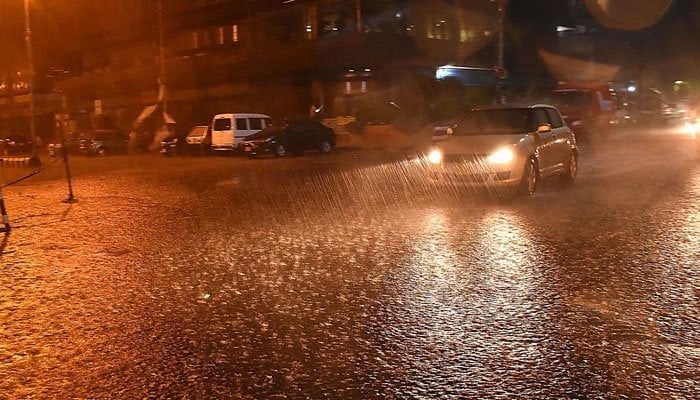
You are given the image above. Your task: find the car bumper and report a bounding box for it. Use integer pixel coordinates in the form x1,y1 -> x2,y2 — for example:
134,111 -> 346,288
428,162 -> 523,188
243,143 -> 273,156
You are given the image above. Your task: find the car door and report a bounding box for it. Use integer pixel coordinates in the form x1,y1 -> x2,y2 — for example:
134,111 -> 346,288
306,121 -> 325,149
286,122 -> 305,152
531,108 -> 558,175
233,117 -> 249,146
545,107 -> 573,170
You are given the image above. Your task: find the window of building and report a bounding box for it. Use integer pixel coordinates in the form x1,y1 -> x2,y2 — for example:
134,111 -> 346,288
344,81 -> 369,95
460,29 -> 476,42
232,24 -> 239,42
218,27 -> 225,44
304,6 -> 318,39
428,18 -> 450,40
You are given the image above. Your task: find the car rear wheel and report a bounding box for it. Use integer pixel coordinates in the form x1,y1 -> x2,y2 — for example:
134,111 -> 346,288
517,158 -> 539,196
319,141 -> 332,154
562,152 -> 578,185
274,144 -> 287,157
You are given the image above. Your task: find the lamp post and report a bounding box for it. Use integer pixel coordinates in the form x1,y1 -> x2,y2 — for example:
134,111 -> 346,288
157,0 -> 167,115
497,0 -> 507,71
23,0 -> 37,160
495,0 -> 508,104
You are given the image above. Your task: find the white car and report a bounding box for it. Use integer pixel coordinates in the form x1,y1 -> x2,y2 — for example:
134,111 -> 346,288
427,104 -> 578,195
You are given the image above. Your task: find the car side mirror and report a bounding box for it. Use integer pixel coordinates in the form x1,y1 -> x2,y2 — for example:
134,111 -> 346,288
536,124 -> 552,133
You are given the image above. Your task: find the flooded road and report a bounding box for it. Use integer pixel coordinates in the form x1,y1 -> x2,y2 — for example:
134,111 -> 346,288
1,130 -> 698,399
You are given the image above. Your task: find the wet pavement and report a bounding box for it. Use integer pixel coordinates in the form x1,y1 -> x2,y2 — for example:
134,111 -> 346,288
1,129 -> 698,399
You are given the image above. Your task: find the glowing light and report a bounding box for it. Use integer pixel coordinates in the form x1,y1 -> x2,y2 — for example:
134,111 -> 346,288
627,85 -> 637,92
488,147 -> 514,165
681,121 -> 699,137
427,148 -> 443,165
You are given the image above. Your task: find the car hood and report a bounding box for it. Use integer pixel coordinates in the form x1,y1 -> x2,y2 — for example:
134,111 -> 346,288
437,134 -> 528,154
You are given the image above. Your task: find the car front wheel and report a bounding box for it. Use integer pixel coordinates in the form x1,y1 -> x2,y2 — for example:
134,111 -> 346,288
562,151 -> 578,185
517,158 -> 539,196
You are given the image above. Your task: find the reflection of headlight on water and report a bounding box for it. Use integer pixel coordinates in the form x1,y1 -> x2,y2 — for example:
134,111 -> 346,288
488,147 -> 515,165
427,148 -> 443,165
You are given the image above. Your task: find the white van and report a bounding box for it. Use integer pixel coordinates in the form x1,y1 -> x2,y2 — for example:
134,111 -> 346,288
211,113 -> 273,150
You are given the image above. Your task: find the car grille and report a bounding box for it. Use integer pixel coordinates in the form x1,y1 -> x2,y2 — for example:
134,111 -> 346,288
443,154 -> 488,164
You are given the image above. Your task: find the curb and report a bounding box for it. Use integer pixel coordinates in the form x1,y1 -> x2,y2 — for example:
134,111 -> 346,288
0,156 -> 42,167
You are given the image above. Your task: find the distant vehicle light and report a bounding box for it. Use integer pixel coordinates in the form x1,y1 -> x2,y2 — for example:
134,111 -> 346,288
682,121 -> 699,137
627,85 -> 637,93
428,148 -> 443,165
488,147 -> 514,165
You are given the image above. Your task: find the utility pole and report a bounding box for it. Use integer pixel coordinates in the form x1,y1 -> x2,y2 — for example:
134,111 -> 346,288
495,0 -> 508,104
355,0 -> 362,33
23,0 -> 37,159
497,0 -> 507,71
157,0 -> 167,115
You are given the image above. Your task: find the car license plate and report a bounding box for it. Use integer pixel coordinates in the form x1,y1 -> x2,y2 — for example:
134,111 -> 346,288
244,147 -> 252,152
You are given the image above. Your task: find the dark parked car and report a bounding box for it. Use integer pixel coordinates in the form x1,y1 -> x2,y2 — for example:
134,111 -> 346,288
160,125 -> 210,156
48,132 -> 87,157
79,129 -> 129,156
1,134 -> 33,156
242,120 -> 335,157
159,131 -> 188,156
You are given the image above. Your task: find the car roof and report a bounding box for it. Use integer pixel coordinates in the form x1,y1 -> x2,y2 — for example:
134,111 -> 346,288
472,103 -> 559,111
213,113 -> 271,119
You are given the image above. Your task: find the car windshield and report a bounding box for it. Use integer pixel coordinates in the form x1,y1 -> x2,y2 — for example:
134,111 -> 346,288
453,109 -> 531,135
213,118 -> 231,131
187,126 -> 208,138
550,90 -> 591,108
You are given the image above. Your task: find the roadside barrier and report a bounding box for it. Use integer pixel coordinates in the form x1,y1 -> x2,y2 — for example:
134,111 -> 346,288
0,155 -> 42,167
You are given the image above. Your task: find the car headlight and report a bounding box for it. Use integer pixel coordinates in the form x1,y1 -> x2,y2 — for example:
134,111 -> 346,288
488,147 -> 514,165
427,148 -> 443,165
682,121 -> 699,136
172,138 -> 178,144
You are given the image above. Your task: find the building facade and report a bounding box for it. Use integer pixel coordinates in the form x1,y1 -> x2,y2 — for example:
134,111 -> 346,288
0,0 -> 500,140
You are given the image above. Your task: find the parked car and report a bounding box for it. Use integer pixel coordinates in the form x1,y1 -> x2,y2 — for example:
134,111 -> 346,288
48,132 -> 86,157
426,104 -> 578,196
79,129 -> 129,156
160,125 -> 211,156
185,125 -> 210,147
210,113 -> 273,151
159,131 -> 188,156
1,134 -> 33,156
242,120 -> 335,157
